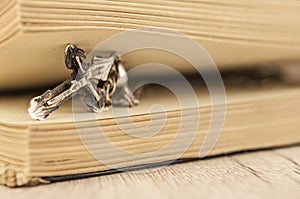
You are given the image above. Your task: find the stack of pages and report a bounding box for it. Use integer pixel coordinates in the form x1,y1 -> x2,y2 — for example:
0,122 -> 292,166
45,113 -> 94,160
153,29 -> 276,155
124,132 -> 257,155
1,75 -> 300,187
1,0 -> 300,187
1,0 -> 300,89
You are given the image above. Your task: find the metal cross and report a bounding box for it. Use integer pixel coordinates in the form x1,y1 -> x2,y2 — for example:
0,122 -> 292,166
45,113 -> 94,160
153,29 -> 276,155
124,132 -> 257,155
28,44 -> 139,120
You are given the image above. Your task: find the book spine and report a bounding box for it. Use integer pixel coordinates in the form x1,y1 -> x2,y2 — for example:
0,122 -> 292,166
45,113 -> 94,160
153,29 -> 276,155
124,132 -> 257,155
0,166 -> 47,187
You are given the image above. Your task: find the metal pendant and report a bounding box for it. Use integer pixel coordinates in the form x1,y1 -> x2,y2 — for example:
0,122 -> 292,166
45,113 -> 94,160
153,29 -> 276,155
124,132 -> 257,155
28,44 -> 139,120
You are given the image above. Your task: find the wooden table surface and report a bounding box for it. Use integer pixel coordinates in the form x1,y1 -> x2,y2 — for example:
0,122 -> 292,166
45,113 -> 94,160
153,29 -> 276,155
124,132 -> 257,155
1,146 -> 300,199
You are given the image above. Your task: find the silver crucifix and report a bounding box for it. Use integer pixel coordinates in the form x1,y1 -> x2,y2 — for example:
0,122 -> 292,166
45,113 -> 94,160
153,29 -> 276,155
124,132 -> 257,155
28,44 -> 139,120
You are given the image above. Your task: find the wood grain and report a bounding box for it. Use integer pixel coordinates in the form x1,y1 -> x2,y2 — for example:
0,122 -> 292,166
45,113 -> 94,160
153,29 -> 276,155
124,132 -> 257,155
1,146 -> 299,199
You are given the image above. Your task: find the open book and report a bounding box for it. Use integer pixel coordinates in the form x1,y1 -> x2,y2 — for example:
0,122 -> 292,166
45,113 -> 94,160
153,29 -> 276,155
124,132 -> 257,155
1,0 -> 300,187
2,0 -> 300,90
